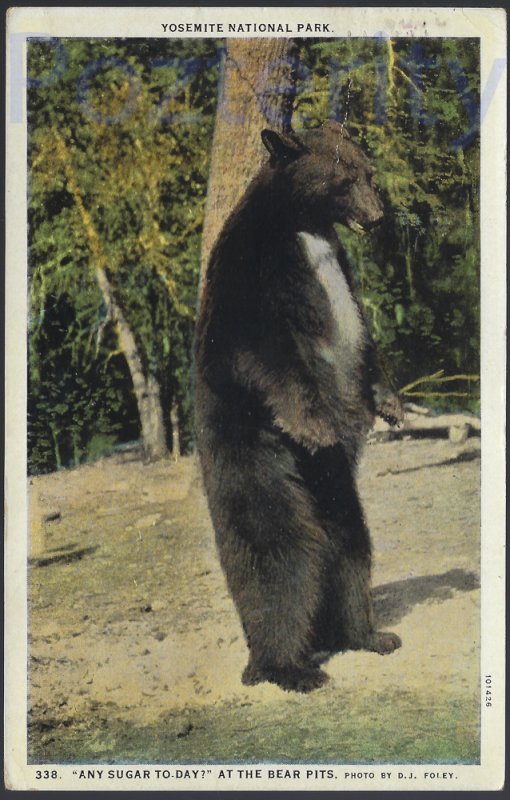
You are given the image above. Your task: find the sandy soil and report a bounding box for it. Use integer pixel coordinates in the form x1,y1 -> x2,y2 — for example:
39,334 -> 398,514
27,436 -> 481,764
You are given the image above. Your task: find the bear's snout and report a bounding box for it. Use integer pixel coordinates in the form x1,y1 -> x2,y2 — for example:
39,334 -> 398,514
363,212 -> 384,231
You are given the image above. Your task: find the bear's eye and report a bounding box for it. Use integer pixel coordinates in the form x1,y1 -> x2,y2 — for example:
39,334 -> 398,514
335,177 -> 356,194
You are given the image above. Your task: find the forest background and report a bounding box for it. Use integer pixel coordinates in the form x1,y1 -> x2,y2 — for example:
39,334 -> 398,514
27,37 -> 480,475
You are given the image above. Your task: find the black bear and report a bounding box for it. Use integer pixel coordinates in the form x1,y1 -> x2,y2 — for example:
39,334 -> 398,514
195,120 -> 403,693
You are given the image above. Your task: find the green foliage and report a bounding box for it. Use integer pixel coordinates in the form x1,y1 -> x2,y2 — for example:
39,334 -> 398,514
28,292 -> 140,473
296,38 -> 480,408
28,38 -> 220,472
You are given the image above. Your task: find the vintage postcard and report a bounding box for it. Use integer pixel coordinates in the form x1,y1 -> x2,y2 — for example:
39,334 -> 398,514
5,5 -> 506,792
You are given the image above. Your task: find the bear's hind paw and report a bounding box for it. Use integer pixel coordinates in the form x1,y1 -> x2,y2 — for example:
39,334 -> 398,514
242,662 -> 329,693
283,667 -> 329,693
371,631 -> 402,654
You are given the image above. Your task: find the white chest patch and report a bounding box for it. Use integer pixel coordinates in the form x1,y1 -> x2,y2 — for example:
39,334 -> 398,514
297,232 -> 365,370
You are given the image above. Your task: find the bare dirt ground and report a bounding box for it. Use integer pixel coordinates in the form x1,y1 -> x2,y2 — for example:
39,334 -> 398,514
28,436 -> 481,764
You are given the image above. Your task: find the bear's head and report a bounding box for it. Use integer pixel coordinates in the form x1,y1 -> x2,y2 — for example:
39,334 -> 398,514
261,120 -> 384,233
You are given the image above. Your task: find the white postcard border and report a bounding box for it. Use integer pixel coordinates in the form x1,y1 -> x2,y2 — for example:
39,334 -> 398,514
5,5 -> 507,791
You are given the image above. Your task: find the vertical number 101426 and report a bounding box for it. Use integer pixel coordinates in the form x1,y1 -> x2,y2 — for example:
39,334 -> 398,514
485,675 -> 492,707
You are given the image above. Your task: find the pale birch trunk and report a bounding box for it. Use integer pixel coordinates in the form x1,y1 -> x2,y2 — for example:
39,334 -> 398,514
54,130 -> 168,461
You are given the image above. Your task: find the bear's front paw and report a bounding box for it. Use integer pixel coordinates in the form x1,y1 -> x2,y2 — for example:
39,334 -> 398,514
374,389 -> 405,427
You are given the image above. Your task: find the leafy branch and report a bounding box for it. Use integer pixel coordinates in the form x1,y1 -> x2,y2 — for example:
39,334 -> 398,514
399,370 -> 480,399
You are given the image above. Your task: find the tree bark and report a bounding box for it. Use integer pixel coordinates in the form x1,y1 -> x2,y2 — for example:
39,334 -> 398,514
200,38 -> 298,285
95,267 -> 168,462
54,129 -> 168,462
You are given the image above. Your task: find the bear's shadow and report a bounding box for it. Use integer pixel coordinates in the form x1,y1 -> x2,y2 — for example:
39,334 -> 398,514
373,568 -> 479,627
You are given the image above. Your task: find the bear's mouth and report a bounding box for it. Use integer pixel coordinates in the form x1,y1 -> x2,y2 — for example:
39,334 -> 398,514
346,217 -> 367,235
345,215 -> 383,234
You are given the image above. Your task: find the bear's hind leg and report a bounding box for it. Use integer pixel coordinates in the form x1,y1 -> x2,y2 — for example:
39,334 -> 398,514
324,547 -> 402,655
215,454 -> 332,693
298,443 -> 401,657
342,553 -> 401,653
230,536 -> 330,692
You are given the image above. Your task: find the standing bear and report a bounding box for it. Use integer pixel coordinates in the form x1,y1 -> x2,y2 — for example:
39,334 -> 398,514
195,120 -> 403,693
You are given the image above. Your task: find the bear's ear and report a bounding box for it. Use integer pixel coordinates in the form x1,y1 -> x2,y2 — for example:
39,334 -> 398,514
261,129 -> 308,163
322,119 -> 351,140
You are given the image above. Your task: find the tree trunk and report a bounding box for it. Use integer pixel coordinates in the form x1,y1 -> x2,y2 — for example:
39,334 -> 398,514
53,129 -> 168,462
95,267 -> 168,462
170,402 -> 181,462
200,38 -> 298,285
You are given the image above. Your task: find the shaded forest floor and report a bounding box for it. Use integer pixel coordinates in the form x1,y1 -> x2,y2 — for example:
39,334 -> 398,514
28,436 -> 481,764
